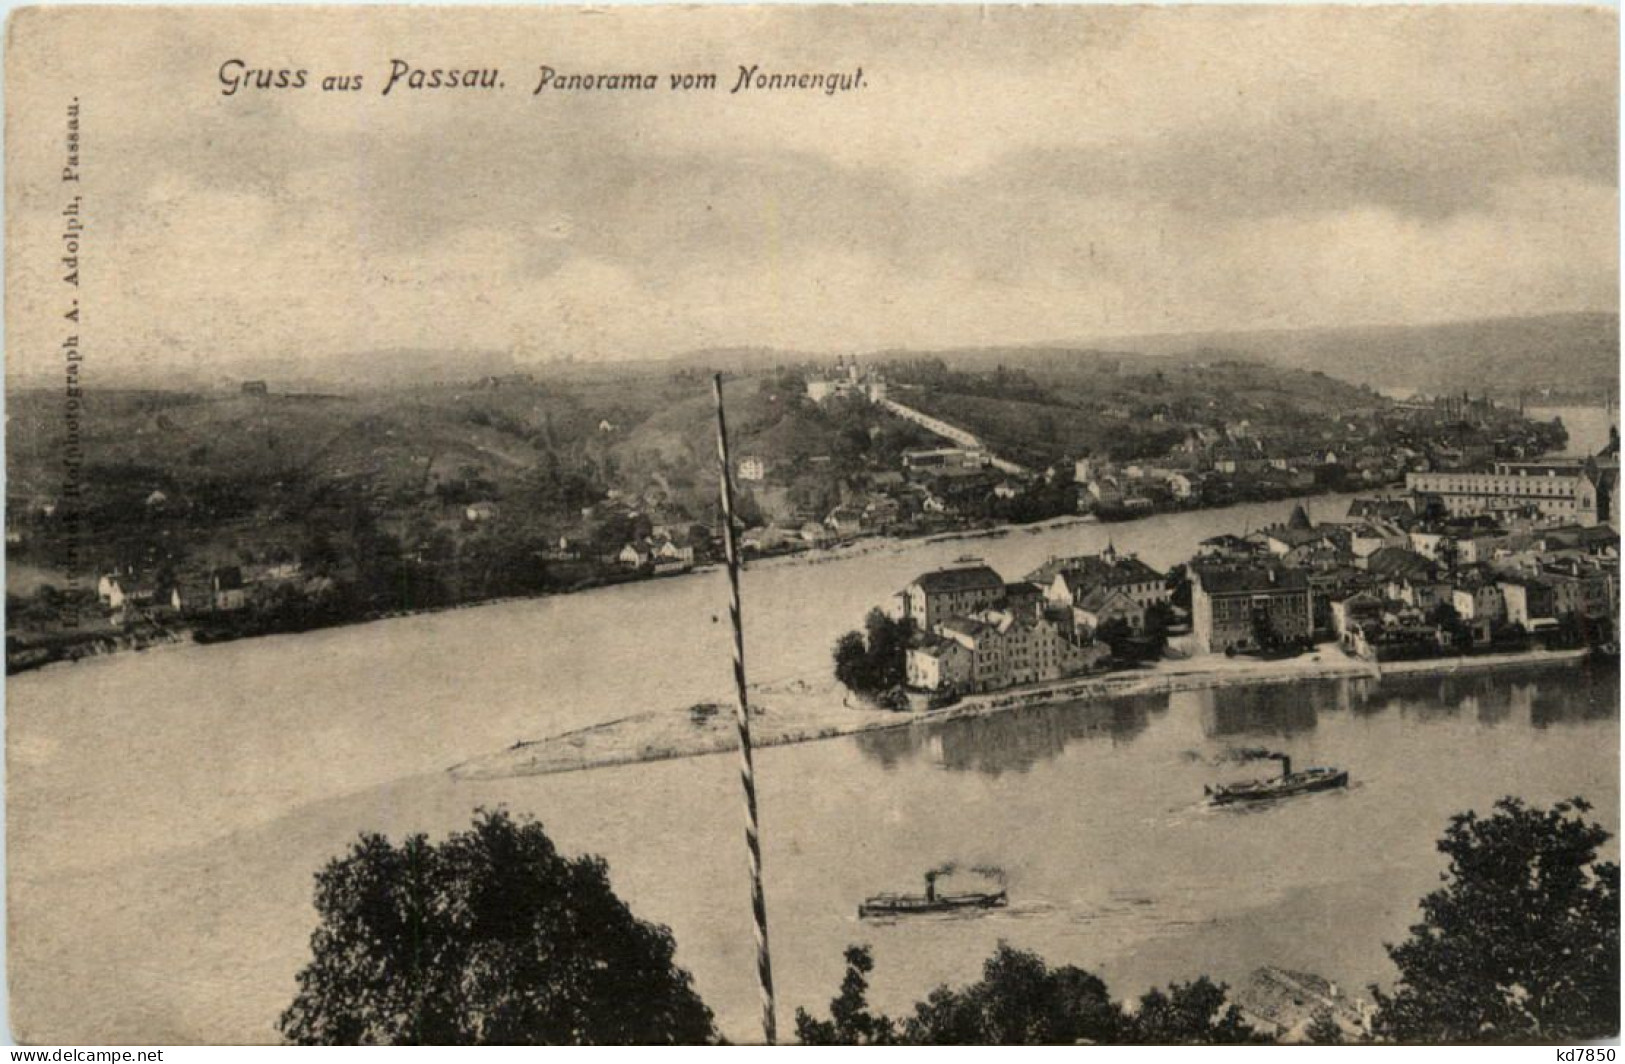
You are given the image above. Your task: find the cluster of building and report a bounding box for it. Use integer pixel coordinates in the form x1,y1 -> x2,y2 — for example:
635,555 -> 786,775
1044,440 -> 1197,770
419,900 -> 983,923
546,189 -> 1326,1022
891,544 -> 1171,697
1064,389 -> 1560,518
613,527 -> 706,574
732,381 -> 1582,554
1072,447 -> 1327,516
95,560 -> 332,626
1188,495 -> 1619,659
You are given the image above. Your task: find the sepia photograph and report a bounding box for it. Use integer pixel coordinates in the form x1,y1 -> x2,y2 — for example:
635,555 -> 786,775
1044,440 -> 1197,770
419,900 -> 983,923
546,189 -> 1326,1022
3,3 -> 1620,1048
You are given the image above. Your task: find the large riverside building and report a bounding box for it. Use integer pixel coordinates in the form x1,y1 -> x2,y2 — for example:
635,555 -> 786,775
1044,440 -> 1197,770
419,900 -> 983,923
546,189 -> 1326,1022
1191,565 -> 1314,653
899,562 -> 1006,631
906,608 -> 1106,693
1406,464 -> 1600,526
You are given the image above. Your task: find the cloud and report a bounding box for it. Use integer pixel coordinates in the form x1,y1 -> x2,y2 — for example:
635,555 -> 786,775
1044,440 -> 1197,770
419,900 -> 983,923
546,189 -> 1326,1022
4,5 -> 1616,378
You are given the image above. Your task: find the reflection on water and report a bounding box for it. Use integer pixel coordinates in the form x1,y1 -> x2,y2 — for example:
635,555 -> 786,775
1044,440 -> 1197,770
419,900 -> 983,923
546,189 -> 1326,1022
1198,684 -> 1323,739
854,694 -> 1164,774
1532,663 -> 1619,728
1344,662 -> 1618,729
856,662 -> 1616,778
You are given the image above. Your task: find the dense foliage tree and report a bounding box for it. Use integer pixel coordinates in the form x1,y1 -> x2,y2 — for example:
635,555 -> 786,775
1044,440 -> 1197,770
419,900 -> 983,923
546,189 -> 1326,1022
279,809 -> 715,1045
795,942 -> 1258,1045
1305,1009 -> 1347,1044
786,471 -> 841,517
831,631 -> 870,692
1371,797 -> 1619,1043
903,944 -> 1125,1045
831,609 -> 916,700
1129,977 -> 1263,1044
1165,564 -> 1192,611
794,946 -> 899,1045
1096,617 -> 1135,658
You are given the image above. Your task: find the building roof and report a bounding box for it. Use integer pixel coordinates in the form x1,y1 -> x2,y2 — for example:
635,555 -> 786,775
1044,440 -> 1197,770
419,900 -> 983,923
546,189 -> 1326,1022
938,617 -> 991,639
1543,525 -> 1620,549
911,637 -> 966,659
913,565 -> 1004,594
1075,586 -> 1138,613
1193,564 -> 1310,595
1026,552 -> 1164,589
1263,525 -> 1333,548
1364,546 -> 1436,579
1346,496 -> 1415,521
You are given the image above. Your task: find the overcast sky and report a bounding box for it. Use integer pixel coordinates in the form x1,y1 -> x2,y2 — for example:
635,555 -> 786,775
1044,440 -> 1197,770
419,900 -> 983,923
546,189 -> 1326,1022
7,5 -> 1617,380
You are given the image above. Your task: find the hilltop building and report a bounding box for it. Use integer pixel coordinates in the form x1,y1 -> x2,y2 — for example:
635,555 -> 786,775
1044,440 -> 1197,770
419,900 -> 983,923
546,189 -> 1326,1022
806,356 -> 887,404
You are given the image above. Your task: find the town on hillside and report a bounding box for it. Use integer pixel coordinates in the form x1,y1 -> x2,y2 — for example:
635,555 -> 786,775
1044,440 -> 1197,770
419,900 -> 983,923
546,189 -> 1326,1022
0,355 -> 1590,673
839,448 -> 1620,705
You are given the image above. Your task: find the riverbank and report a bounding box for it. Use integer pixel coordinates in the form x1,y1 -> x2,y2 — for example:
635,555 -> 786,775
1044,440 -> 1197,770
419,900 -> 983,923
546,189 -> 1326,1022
5,625 -> 192,675
8,488 -> 1359,675
448,645 -> 1593,781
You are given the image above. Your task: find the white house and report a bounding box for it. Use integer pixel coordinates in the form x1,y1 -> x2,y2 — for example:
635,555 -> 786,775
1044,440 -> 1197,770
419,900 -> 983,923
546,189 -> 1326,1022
97,574 -> 126,609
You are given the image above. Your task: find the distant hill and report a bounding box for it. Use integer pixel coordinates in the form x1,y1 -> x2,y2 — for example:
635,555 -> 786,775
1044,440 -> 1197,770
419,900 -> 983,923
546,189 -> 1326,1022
12,313 -> 1611,400
1065,313 -> 1619,400
660,314 -> 1618,401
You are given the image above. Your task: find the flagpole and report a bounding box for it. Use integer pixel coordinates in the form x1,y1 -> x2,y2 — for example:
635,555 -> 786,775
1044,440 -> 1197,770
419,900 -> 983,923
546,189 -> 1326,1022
712,372 -> 778,1045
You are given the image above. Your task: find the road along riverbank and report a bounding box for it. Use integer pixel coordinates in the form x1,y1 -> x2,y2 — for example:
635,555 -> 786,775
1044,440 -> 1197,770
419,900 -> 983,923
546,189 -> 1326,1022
449,645 -> 1592,780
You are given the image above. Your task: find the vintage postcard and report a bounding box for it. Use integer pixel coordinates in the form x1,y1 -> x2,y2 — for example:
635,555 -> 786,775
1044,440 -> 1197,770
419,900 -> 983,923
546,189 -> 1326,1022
5,3 -> 1619,1048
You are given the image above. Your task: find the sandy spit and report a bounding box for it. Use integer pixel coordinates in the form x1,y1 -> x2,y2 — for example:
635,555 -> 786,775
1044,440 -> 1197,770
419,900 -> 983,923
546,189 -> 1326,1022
448,646 -> 1591,781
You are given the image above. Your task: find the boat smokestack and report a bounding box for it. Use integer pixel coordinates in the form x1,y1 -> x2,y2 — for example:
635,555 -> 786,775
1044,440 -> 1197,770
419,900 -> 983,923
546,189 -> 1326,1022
925,872 -> 937,903
1280,754 -> 1292,779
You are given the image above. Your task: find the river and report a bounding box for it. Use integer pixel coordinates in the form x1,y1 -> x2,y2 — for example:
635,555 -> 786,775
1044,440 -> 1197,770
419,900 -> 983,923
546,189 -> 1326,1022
1526,404 -> 1616,457
7,489 -> 1618,1043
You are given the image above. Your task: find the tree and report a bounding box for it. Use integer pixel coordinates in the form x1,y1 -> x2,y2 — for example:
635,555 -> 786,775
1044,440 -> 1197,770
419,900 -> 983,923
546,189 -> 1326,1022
1140,602 -> 1176,655
1166,564 -> 1193,611
832,631 -> 872,692
1426,600 -> 1461,629
279,809 -> 715,1045
794,946 -> 899,1045
1371,797 -> 1619,1043
831,610 -> 916,700
903,944 -> 1124,1045
1128,977 -> 1262,1044
796,943 -> 1124,1045
1304,1009 -> 1346,1044
1096,617 -> 1135,659
863,608 -> 914,690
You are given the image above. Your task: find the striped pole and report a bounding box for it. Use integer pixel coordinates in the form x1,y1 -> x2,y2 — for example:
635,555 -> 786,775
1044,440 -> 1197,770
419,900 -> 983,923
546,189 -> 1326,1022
712,372 -> 778,1045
